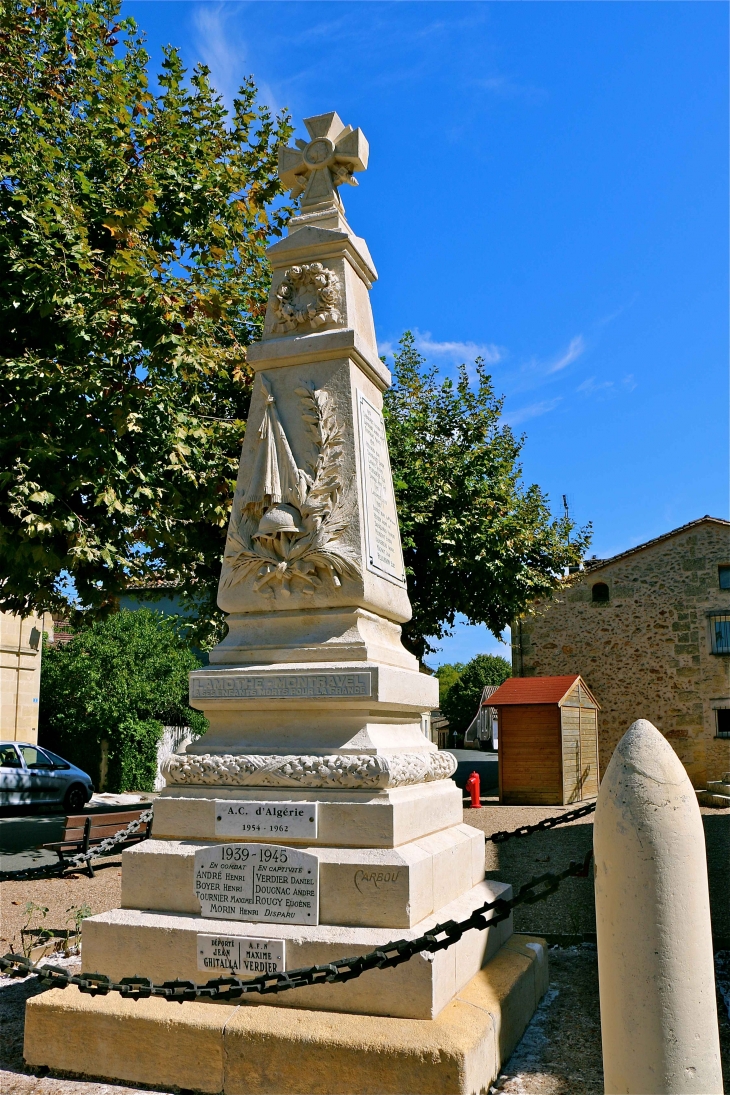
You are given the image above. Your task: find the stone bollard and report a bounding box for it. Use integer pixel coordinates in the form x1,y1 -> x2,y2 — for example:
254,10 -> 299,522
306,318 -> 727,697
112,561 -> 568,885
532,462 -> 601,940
594,719 -> 723,1094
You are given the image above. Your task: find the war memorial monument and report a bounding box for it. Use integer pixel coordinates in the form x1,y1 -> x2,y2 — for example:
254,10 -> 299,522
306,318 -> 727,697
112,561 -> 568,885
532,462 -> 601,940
24,111 -> 548,1095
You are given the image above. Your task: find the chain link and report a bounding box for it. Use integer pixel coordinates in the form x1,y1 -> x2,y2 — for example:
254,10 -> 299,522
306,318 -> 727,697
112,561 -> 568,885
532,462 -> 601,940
0,848 -> 593,1003
0,809 -> 153,883
66,810 -> 153,867
486,800 -> 596,844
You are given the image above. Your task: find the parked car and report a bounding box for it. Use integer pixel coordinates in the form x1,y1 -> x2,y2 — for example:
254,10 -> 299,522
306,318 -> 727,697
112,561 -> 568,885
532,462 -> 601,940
0,742 -> 93,811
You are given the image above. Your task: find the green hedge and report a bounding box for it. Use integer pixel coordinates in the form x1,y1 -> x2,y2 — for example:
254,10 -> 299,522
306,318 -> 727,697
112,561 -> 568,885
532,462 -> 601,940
40,610 -> 207,792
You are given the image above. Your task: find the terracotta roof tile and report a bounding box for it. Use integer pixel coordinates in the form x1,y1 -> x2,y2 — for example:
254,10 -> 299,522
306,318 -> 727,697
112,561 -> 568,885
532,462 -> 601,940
487,675 -> 581,706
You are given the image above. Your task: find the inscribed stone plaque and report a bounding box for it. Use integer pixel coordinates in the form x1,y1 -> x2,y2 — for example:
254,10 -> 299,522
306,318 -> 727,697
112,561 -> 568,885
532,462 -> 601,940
215,801 -> 318,840
197,933 -> 286,976
194,843 -> 319,925
191,671 -> 372,701
357,391 -> 406,586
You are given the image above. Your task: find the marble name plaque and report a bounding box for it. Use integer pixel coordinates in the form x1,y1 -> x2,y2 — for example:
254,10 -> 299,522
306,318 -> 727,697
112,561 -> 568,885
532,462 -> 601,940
215,801 -> 318,840
194,843 -> 319,925
197,933 -> 286,976
357,391 -> 406,586
191,671 -> 372,701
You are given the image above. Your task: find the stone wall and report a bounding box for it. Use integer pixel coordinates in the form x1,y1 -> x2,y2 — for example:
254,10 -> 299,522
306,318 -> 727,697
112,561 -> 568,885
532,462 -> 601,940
512,519 -> 730,787
0,611 -> 48,743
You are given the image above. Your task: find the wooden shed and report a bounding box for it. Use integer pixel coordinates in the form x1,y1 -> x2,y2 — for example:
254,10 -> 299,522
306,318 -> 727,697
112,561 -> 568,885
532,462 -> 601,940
488,675 -> 600,805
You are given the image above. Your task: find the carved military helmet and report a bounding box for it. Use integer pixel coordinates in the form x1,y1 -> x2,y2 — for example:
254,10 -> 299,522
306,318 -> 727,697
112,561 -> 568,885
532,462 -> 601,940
253,503 -> 303,539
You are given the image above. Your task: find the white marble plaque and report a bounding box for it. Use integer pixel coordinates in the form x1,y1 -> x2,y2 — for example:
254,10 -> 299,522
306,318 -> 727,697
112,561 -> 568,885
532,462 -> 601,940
197,933 -> 286,976
194,843 -> 319,925
357,391 -> 406,586
215,801 -> 318,840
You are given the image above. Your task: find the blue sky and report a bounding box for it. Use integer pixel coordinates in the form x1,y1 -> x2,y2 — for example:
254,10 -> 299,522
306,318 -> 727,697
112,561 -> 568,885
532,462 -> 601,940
124,1 -> 729,666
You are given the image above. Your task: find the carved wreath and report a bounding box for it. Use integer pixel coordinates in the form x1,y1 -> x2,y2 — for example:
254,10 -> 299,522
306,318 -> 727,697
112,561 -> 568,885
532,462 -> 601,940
222,384 -> 361,598
274,262 -> 342,334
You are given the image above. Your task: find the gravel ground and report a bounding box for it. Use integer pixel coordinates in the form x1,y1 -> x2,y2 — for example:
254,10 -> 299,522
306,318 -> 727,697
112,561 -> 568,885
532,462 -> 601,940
491,946 -> 604,1094
1,947 -> 727,1095
0,804 -> 727,1094
0,860 -> 122,955
467,799 -> 730,944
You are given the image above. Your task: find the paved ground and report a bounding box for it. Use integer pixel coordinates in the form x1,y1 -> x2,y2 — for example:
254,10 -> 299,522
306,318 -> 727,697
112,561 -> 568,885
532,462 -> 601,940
448,749 -> 499,794
0,798 -> 154,874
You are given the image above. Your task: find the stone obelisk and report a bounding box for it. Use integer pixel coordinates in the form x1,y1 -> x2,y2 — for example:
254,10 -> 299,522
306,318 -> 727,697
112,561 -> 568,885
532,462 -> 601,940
24,113 -> 547,1095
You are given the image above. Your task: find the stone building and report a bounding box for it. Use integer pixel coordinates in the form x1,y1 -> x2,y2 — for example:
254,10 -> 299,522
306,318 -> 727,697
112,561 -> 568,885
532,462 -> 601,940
511,516 -> 730,788
0,611 -> 49,743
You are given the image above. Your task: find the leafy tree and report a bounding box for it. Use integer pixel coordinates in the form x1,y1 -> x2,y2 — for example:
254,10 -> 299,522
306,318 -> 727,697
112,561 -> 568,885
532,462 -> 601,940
440,653 -> 511,737
434,662 -> 465,708
0,0 -> 291,641
0,1 -> 589,661
383,333 -> 591,660
40,609 -> 207,792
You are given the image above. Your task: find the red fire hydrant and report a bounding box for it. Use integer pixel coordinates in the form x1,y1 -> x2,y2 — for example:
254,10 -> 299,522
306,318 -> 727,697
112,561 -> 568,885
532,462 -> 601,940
465,770 -> 481,808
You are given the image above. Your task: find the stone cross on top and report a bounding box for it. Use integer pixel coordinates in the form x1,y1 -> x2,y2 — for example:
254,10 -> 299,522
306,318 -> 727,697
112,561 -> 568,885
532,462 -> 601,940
278,111 -> 369,212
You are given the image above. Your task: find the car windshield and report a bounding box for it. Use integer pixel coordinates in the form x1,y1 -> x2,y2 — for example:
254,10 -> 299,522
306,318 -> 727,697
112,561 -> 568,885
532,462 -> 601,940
40,749 -> 71,770
0,744 -> 21,768
19,745 -> 53,768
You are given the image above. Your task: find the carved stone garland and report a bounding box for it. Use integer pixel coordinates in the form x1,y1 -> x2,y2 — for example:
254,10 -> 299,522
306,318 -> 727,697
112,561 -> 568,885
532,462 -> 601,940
222,382 -> 360,598
163,751 -> 457,789
274,262 -> 341,334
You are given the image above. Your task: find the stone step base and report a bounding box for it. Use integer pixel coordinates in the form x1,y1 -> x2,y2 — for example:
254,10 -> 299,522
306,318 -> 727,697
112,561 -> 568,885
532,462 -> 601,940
122,823 -> 485,929
24,935 -> 548,1095
82,878 -> 511,1019
706,780 -> 730,796
154,778 -> 463,848
697,789 -> 730,808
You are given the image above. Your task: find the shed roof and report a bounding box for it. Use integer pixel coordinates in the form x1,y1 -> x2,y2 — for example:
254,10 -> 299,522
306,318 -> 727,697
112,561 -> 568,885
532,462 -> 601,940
487,675 -> 588,706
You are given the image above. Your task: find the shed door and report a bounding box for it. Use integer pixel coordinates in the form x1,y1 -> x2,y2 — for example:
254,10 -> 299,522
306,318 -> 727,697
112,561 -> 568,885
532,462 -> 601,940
500,705 -> 562,805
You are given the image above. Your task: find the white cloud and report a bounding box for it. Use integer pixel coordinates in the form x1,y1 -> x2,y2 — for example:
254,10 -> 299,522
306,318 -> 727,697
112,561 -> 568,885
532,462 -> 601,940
576,376 -> 612,395
190,4 -> 280,116
378,329 -> 502,368
503,397 -> 562,426
471,75 -> 547,102
577,373 -> 638,397
415,332 -> 503,364
547,334 -> 586,373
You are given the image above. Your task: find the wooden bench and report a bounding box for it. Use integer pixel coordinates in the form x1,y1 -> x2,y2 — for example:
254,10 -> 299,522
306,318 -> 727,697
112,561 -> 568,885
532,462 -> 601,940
43,809 -> 152,877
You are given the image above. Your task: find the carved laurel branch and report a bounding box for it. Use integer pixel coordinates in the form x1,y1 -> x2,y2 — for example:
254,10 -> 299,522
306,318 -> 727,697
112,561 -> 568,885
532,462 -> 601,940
274,262 -> 341,334
222,385 -> 360,596
162,751 -> 457,789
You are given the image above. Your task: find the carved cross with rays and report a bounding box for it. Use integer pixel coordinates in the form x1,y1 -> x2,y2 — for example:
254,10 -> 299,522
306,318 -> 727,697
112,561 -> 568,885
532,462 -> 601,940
278,112 -> 369,210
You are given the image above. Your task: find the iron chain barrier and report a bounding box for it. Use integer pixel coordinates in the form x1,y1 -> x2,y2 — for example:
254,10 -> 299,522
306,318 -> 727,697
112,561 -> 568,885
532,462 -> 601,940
0,847 -> 593,1003
66,809 -> 154,866
0,798 -> 596,1001
486,800 -> 596,844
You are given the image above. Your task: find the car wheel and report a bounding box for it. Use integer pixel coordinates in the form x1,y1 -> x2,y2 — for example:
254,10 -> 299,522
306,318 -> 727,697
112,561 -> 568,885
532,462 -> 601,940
64,784 -> 87,813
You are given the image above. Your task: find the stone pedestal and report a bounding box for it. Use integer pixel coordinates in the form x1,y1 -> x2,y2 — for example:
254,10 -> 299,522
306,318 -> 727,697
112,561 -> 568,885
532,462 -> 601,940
26,936 -> 548,1095
23,111 -> 545,1093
